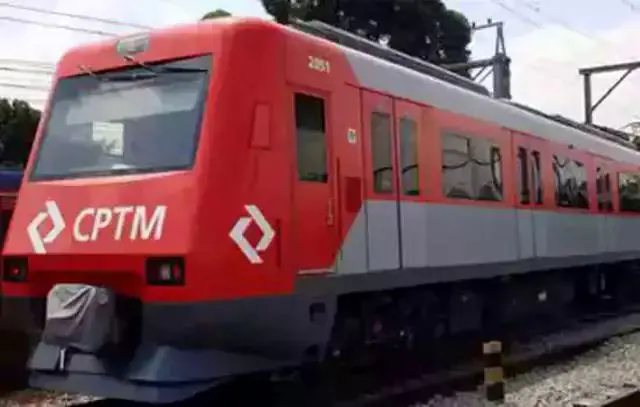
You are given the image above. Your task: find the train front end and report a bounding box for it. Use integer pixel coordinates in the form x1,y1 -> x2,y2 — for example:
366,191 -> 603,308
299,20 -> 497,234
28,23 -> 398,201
1,19 -> 300,403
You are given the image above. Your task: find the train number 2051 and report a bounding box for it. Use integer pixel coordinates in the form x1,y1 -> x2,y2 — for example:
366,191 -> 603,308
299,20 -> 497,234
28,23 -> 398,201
308,56 -> 331,73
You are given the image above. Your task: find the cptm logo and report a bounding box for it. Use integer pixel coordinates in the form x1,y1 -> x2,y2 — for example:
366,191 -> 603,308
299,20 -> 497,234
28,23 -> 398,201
26,201 -> 168,254
27,200 -> 66,254
229,204 -> 275,264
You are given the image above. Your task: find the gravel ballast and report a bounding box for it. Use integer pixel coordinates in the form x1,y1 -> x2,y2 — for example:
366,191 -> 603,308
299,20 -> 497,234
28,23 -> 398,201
0,390 -> 100,406
417,331 -> 640,406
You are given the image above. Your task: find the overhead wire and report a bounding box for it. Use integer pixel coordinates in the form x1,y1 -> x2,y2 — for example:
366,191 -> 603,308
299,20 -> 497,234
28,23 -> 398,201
618,0 -> 639,11
0,66 -> 53,75
516,0 -> 640,121
487,0 -> 640,125
0,4 -> 131,103
0,16 -> 117,36
4,0 -> 633,126
0,82 -> 49,91
0,59 -> 54,68
0,2 -> 151,30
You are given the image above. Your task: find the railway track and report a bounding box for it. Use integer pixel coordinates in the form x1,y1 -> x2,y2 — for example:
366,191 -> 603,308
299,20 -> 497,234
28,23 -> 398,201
588,388 -> 640,407
7,308 -> 640,406
572,386 -> 640,406
332,310 -> 640,407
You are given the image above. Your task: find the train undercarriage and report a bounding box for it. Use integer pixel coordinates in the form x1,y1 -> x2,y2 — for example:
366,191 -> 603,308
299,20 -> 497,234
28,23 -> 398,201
323,261 -> 640,378
13,260 -> 640,404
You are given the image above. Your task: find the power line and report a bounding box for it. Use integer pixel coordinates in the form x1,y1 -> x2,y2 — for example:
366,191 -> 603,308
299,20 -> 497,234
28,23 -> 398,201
0,59 -> 54,68
0,66 -> 53,75
0,2 -> 150,30
619,0 -> 639,11
490,0 -> 542,28
0,82 -> 49,91
0,16 -> 117,36
487,0 -> 640,124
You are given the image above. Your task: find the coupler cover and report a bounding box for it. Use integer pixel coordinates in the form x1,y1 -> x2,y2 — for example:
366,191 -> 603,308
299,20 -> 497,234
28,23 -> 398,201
42,284 -> 117,353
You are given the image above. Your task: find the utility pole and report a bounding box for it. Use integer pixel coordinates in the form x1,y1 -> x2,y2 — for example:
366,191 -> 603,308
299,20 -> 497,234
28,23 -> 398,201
579,61 -> 640,125
442,19 -> 511,99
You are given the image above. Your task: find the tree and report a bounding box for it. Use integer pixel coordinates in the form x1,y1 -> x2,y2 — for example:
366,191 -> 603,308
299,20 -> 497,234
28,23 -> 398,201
260,0 -> 472,77
0,98 -> 41,168
201,9 -> 232,20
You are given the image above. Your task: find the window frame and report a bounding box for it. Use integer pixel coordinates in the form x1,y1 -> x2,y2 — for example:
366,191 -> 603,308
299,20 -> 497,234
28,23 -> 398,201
552,153 -> 590,210
370,110 -> 395,195
398,114 -> 420,196
440,130 -> 504,203
294,92 -> 329,183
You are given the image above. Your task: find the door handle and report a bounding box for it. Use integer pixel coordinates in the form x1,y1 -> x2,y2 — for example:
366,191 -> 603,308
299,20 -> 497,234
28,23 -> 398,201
326,199 -> 335,226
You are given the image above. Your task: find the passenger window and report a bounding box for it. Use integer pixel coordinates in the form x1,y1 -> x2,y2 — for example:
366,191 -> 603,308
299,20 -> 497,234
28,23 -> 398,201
370,112 -> 394,194
596,166 -> 613,212
531,150 -> 543,204
294,93 -> 327,183
441,132 -> 503,201
553,155 -> 588,209
399,116 -> 419,195
619,172 -> 640,212
518,147 -> 530,204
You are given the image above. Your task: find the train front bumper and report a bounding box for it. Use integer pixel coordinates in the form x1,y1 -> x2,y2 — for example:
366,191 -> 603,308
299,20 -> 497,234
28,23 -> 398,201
5,283 -> 324,403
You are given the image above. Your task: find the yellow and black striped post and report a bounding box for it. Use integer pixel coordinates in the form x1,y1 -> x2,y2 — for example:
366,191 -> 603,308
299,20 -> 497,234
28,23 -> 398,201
483,340 -> 505,402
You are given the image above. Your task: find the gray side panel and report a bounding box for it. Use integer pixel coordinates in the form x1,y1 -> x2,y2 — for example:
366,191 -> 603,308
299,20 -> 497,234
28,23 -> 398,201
609,216 -> 640,252
334,209 -> 368,275
334,201 -> 640,277
596,216 -> 610,253
532,210 -> 549,256
516,210 -> 535,259
424,203 -> 519,266
343,50 -> 640,166
400,201 -> 428,268
536,212 -> 600,258
366,200 -> 400,271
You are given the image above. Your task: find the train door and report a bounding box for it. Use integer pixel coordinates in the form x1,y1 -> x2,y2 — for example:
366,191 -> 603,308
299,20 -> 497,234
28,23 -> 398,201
513,133 -> 545,259
394,100 -> 425,268
594,156 -> 614,253
361,90 -> 401,271
290,87 -> 339,274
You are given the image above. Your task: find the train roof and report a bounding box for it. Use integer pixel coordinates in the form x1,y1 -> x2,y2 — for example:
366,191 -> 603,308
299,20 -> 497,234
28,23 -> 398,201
59,17 -> 640,166
0,169 -> 22,190
285,19 -> 640,165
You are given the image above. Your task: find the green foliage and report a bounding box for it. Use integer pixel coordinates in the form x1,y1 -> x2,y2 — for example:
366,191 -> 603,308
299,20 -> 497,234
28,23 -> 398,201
260,0 -> 472,77
0,98 -> 41,168
201,9 -> 232,20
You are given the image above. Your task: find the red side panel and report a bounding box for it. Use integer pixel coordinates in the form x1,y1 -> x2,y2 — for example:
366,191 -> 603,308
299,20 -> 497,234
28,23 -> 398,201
333,85 -> 364,271
285,30 -> 360,273
512,132 -> 553,211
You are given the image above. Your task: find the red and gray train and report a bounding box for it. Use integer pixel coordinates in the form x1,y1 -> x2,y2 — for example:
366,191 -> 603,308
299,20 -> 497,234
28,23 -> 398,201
2,16 -> 639,403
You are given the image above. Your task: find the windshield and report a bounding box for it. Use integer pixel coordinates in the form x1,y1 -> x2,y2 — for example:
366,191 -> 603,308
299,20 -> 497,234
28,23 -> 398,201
30,54 -> 212,180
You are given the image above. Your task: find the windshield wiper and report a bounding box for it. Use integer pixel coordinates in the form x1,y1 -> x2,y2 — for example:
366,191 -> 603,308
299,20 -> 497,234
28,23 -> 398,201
78,56 -> 206,83
122,54 -> 207,75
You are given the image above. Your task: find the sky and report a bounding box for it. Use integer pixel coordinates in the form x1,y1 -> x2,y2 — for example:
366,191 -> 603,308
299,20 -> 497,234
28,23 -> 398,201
1,0 -> 640,128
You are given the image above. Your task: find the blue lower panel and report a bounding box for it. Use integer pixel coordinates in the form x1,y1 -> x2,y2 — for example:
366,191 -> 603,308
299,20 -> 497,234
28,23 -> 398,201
29,342 -> 295,403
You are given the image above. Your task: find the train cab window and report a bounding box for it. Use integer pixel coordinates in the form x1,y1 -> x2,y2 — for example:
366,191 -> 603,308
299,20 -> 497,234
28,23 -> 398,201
370,112 -> 394,194
596,166 -> 613,212
531,150 -> 543,204
0,209 -> 11,246
619,172 -> 640,212
553,155 -> 588,209
295,93 -> 327,183
441,132 -> 503,201
399,116 -> 419,195
517,147 -> 530,204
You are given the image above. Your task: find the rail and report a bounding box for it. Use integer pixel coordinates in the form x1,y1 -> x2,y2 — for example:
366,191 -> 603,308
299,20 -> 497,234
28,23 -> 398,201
579,387 -> 640,406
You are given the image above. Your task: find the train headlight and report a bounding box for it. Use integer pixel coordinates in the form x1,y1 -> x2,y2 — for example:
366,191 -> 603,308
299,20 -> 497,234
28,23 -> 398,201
2,256 -> 28,282
145,257 -> 185,286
